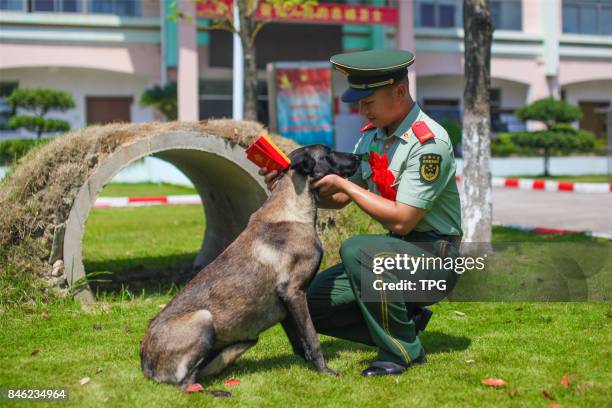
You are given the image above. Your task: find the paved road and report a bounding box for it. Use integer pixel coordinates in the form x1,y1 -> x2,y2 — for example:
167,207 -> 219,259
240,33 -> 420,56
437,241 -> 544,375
492,188 -> 612,234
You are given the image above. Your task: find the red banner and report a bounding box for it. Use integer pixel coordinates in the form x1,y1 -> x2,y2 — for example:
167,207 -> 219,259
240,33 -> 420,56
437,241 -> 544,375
196,0 -> 398,25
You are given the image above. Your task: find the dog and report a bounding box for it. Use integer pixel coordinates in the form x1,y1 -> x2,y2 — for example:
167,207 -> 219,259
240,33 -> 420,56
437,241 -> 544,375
140,144 -> 361,391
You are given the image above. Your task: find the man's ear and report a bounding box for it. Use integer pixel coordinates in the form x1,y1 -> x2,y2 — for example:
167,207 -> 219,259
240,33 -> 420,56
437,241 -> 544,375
290,153 -> 316,176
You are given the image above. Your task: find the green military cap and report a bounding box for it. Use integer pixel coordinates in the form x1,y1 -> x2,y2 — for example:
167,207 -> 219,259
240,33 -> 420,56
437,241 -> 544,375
330,48 -> 415,103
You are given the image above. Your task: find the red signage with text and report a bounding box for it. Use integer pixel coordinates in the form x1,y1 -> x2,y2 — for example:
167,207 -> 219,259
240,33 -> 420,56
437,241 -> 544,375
196,0 -> 398,25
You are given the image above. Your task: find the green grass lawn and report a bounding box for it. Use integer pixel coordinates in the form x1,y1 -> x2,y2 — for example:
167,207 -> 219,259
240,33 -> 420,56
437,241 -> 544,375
98,182 -> 197,197
0,183 -> 610,407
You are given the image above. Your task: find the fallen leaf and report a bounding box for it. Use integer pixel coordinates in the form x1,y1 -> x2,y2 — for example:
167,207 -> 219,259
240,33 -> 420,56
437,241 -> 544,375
30,349 -> 40,356
454,310 -> 466,317
209,390 -> 232,398
225,379 -> 240,387
80,376 -> 90,385
41,311 -> 49,318
577,381 -> 593,392
466,359 -> 475,364
481,378 -> 507,388
561,373 -> 570,389
184,383 -> 203,393
542,390 -> 555,401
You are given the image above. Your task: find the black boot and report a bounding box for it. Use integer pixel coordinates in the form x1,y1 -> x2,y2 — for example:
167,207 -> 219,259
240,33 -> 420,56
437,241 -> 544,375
361,349 -> 427,377
413,306 -> 433,333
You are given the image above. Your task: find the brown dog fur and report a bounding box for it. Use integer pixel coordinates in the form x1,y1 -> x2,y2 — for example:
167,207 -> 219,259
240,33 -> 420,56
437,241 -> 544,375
139,145 -> 360,390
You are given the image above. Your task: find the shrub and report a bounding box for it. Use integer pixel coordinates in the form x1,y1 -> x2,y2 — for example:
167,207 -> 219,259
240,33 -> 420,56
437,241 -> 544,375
0,138 -> 52,166
5,88 -> 75,139
515,97 -> 582,129
140,82 -> 177,121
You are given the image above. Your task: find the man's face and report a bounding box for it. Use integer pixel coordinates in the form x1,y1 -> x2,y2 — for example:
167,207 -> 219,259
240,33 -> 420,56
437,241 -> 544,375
357,82 -> 405,128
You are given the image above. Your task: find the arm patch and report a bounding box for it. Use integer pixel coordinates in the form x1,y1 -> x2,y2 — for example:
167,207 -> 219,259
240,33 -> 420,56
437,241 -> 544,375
419,153 -> 442,183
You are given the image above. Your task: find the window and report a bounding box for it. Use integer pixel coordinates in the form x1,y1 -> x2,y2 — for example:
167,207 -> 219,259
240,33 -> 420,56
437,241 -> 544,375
32,0 -> 79,12
490,89 -> 526,132
198,80 -> 269,126
89,0 -> 140,16
416,0 -> 459,28
210,23 -> 342,69
490,0 -> 522,31
0,82 -> 18,131
0,0 -> 80,12
0,0 -> 23,11
563,0 -> 612,35
1,0 -> 142,15
422,98 -> 461,122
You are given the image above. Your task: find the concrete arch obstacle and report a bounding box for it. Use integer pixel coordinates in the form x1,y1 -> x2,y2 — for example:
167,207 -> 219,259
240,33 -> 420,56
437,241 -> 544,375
0,120 -> 299,303
65,130 -> 268,302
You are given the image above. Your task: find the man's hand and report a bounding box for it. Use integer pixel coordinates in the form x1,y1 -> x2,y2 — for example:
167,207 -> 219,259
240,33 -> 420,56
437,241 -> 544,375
311,174 -> 345,197
258,167 -> 282,192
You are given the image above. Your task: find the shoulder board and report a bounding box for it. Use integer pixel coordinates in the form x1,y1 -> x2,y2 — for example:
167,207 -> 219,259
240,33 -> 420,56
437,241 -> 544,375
360,122 -> 376,132
411,121 -> 435,143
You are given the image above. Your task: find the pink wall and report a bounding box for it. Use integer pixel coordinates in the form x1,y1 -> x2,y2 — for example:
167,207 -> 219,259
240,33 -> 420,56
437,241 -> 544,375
559,59 -> 612,86
522,0 -> 542,34
0,42 -> 161,84
415,53 -> 463,77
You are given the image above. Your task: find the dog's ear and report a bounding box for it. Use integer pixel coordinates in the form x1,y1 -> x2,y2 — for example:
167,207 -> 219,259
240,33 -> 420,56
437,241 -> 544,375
290,153 -> 316,176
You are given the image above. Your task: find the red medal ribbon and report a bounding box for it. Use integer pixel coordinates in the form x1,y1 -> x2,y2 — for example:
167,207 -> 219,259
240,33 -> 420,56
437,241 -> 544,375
368,151 -> 397,201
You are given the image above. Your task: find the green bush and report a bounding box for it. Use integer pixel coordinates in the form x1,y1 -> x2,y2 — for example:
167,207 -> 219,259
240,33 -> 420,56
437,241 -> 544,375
439,119 -> 462,147
0,138 -> 51,166
501,98 -> 598,175
515,97 -> 582,129
140,82 -> 177,121
509,125 -> 596,154
491,133 -> 532,157
5,88 -> 75,139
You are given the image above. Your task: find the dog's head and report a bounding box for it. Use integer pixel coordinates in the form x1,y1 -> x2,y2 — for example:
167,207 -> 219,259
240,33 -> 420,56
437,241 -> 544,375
288,144 -> 361,182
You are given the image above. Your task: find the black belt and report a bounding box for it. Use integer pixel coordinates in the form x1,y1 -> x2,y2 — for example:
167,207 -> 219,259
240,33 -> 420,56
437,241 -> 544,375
388,230 -> 461,246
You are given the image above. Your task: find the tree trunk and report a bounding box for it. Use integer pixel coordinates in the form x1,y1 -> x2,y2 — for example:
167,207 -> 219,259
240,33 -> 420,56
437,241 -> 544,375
461,0 -> 493,253
237,0 -> 258,121
243,42 -> 258,121
543,147 -> 550,176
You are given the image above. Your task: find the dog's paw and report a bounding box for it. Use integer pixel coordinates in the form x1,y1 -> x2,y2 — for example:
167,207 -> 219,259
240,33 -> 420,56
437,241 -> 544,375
321,367 -> 341,377
182,383 -> 204,393
292,348 -> 306,360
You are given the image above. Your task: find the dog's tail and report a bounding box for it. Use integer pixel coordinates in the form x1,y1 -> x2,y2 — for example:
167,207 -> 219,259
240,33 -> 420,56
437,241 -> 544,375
140,338 -> 157,380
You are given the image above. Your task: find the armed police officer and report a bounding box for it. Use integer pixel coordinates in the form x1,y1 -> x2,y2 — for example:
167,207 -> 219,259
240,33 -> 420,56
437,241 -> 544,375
260,49 -> 463,376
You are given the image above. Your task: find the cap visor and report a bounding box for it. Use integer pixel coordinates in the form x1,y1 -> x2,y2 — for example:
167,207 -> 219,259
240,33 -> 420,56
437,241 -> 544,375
341,87 -> 374,103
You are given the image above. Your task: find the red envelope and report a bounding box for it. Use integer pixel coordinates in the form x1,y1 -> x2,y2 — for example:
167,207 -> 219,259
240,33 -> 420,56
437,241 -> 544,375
246,135 -> 291,171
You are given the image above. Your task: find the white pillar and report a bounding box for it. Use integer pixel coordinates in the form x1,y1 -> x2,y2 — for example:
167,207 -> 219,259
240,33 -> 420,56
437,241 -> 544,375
232,0 -> 244,120
397,0 -> 417,100
177,0 -> 199,121
542,0 -> 561,98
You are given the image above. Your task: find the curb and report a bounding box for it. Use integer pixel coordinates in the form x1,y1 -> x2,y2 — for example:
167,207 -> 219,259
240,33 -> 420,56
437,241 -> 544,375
494,223 -> 612,240
92,196 -> 612,240
456,176 -> 611,193
94,194 -> 202,208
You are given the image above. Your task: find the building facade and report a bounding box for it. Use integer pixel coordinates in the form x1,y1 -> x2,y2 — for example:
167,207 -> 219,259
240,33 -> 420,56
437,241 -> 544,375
1,0 -> 610,142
